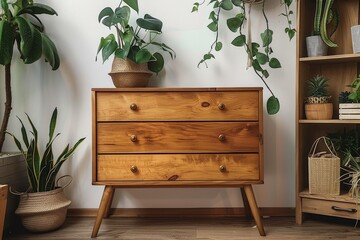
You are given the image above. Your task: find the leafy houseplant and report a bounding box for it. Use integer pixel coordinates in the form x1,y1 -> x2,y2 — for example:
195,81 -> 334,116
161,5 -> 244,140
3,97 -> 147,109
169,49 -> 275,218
306,0 -> 339,56
192,0 -> 296,115
7,108 -> 85,192
96,0 -> 175,79
6,108 -> 85,232
305,75 -> 333,120
0,0 -> 60,152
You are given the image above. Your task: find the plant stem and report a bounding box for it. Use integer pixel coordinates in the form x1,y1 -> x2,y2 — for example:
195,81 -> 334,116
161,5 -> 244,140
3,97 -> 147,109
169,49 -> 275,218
0,64 -> 12,152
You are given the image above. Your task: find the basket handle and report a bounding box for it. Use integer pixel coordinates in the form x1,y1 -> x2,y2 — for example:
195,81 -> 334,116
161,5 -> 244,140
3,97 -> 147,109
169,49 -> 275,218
308,136 -> 338,158
56,175 -> 72,189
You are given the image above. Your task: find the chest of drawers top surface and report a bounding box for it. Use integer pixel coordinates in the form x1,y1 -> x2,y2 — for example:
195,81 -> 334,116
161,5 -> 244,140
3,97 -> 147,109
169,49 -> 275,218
92,88 -> 263,186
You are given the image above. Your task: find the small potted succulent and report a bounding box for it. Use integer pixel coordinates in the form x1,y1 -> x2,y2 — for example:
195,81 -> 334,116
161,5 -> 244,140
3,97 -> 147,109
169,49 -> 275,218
339,75 -> 360,119
305,75 -> 333,120
96,0 -> 175,88
306,0 -> 339,57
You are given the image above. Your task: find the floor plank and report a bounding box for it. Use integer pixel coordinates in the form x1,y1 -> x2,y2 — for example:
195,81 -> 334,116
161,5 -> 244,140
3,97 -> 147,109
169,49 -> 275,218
5,216 -> 360,240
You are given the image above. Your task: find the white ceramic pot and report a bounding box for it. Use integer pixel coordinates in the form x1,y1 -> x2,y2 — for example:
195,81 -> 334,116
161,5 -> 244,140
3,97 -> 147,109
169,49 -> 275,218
306,35 -> 328,57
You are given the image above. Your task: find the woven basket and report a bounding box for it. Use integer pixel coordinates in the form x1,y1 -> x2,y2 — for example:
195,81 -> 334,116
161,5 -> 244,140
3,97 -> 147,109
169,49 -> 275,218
308,137 -> 340,195
15,187 -> 71,232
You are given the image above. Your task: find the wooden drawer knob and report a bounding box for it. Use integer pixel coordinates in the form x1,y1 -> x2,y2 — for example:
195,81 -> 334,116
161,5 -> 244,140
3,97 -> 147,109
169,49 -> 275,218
130,165 -> 138,173
130,103 -> 138,111
219,165 -> 226,172
218,134 -> 226,142
218,103 -> 225,110
130,135 -> 137,142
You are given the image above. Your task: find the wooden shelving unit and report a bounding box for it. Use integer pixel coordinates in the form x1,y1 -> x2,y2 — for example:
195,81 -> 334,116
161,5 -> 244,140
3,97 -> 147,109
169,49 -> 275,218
296,0 -> 360,224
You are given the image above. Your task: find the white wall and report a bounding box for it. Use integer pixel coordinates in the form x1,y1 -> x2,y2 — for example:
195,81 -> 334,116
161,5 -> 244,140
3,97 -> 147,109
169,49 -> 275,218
1,0 -> 296,208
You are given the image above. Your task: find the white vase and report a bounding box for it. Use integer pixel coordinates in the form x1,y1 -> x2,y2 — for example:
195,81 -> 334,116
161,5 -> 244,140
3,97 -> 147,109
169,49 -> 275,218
351,25 -> 360,53
306,35 -> 328,57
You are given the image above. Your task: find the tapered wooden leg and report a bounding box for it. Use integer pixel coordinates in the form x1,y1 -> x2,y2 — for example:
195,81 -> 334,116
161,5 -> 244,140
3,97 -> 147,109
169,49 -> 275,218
91,186 -> 115,238
243,185 -> 266,236
240,187 -> 252,219
104,187 -> 115,218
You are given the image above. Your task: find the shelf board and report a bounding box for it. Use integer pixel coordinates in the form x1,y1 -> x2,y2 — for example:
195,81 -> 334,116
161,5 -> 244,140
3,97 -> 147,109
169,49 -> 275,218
299,190 -> 359,204
299,53 -> 360,64
299,119 -> 360,124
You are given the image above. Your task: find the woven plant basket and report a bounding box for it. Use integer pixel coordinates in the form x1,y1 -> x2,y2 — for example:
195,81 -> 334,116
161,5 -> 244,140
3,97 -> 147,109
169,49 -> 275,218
15,177 -> 72,232
308,137 -> 340,195
109,58 -> 152,88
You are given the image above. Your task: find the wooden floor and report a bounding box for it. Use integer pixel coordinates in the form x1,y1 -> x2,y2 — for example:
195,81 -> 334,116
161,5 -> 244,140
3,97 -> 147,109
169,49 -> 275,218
5,216 -> 360,240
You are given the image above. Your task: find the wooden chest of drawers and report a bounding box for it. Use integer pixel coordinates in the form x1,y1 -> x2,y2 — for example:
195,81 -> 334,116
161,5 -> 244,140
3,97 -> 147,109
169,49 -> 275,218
91,88 -> 265,237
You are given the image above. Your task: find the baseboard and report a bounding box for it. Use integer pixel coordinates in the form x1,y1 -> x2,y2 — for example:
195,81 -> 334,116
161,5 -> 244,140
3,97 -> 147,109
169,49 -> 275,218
68,207 -> 294,218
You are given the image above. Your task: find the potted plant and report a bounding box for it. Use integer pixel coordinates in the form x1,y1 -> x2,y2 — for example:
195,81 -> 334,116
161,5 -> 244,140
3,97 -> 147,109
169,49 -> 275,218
338,75 -> 360,119
191,0 -> 296,114
305,75 -> 333,120
6,108 -> 85,232
0,0 -> 60,233
306,0 -> 339,57
96,0 -> 175,88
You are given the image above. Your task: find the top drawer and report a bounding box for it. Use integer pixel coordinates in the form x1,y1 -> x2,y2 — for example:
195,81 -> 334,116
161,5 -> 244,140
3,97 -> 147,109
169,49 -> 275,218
95,91 -> 259,121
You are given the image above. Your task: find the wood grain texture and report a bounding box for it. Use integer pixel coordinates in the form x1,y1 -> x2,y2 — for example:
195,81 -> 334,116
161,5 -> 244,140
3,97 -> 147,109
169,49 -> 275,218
0,185 -> 8,240
96,91 -> 259,121
97,154 -> 260,182
97,122 -> 259,153
8,217 -> 360,239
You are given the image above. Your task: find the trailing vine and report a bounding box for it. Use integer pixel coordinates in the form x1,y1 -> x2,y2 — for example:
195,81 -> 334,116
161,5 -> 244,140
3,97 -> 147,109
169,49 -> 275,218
192,0 -> 296,115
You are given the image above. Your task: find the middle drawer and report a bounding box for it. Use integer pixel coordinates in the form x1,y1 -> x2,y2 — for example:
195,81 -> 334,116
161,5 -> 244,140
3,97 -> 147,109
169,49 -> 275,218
97,122 -> 259,153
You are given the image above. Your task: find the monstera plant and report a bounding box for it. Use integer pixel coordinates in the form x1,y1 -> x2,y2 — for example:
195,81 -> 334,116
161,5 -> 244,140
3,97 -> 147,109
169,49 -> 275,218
192,0 -> 296,114
0,0 -> 60,152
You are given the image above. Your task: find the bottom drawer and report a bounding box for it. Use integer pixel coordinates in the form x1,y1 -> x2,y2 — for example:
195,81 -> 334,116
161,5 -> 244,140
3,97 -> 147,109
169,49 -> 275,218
96,154 -> 260,182
302,197 -> 360,219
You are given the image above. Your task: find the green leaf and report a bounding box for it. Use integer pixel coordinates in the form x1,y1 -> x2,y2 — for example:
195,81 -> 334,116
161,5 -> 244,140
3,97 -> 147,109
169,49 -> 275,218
135,48 -> 152,64
251,42 -> 260,55
260,29 -> 273,47
231,0 -> 242,7
221,0 -> 233,10
0,20 -> 14,65
15,16 -> 34,58
231,35 -> 246,47
115,6 -> 131,26
17,3 -> 57,16
136,14 -> 163,33
252,59 -> 262,72
24,27 -> 42,64
97,34 -> 118,62
227,17 -> 241,32
215,42 -> 222,51
209,11 -> 217,22
148,52 -> 164,74
269,58 -> 281,68
256,52 -> 269,65
48,108 -> 57,141
124,0 -> 139,13
98,7 -> 113,23
204,53 -> 215,60
207,21 -> 217,32
262,70 -> 269,78
41,33 -> 60,70
267,96 -> 280,115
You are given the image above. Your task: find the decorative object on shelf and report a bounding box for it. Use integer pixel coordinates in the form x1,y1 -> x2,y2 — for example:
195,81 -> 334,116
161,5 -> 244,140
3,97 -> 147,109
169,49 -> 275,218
6,108 -> 85,232
339,75 -> 360,120
306,0 -> 339,57
340,153 -> 360,198
305,75 -> 333,120
308,136 -> 340,195
351,25 -> 360,54
0,0 -> 60,152
96,0 -> 175,88
191,0 -> 296,115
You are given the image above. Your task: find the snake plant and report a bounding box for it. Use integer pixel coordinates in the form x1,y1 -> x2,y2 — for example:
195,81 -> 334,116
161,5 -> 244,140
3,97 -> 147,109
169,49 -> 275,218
7,108 -> 85,192
314,0 -> 339,47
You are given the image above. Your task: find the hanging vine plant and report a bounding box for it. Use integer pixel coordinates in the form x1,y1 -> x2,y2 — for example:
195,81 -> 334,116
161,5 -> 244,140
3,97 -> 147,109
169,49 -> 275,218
192,0 -> 295,115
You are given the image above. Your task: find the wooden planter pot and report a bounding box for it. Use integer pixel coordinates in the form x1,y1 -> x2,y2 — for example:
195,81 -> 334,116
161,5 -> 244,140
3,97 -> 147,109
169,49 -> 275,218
305,103 -> 333,120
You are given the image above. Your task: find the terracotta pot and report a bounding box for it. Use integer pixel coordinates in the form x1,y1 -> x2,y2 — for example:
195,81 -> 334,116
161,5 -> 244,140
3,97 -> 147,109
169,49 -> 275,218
109,58 -> 152,88
305,103 -> 333,120
15,188 -> 71,232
